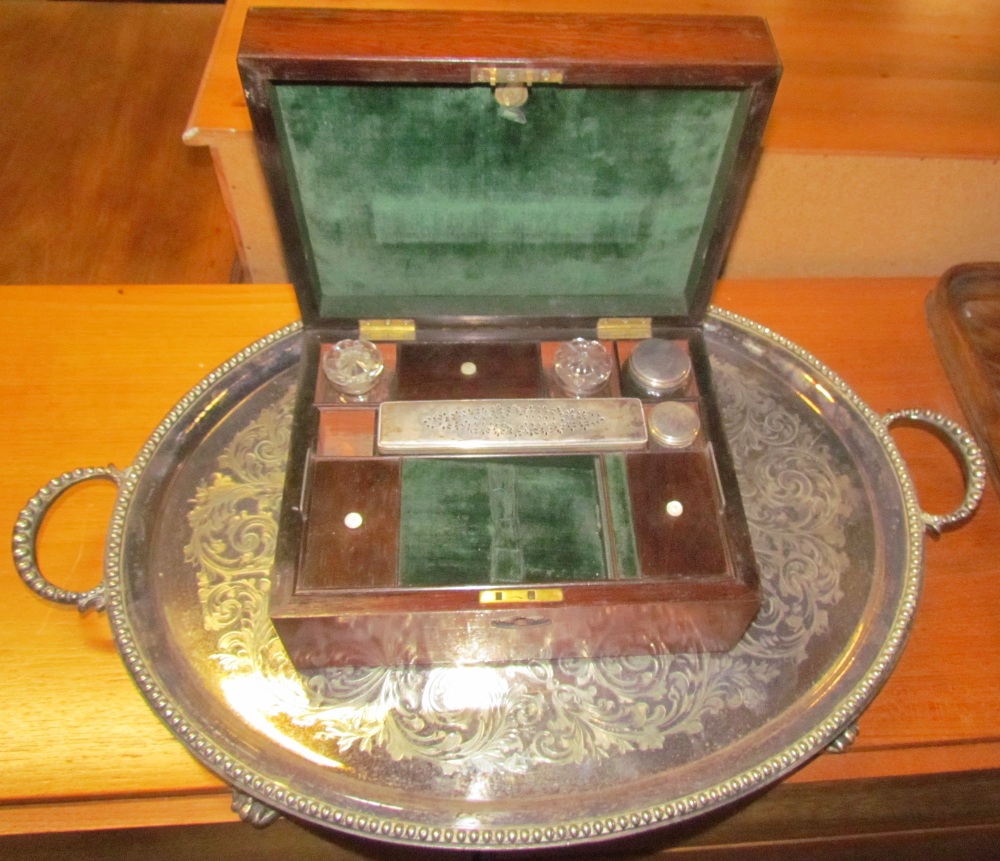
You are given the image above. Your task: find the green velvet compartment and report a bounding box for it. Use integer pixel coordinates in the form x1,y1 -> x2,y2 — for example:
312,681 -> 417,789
273,84 -> 749,319
603,453 -> 640,580
399,456 -> 640,587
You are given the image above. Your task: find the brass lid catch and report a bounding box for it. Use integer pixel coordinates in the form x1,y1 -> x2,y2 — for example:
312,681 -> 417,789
480,588 -> 564,604
473,67 -> 563,124
472,67 -> 565,87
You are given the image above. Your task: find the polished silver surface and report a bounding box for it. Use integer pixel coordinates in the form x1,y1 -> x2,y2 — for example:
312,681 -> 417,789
627,338 -> 691,395
881,408 -> 986,536
376,397 -> 647,454
647,401 -> 701,448
13,312 -> 985,849
12,465 -> 124,613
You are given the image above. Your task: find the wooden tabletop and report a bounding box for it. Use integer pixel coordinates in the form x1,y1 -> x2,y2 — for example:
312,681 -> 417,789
2,279 -> 999,848
0,1 -> 235,285
2,3 -> 996,852
186,0 -> 1000,158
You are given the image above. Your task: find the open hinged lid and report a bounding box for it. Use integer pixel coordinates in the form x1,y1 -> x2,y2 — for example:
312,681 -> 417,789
238,9 -> 780,328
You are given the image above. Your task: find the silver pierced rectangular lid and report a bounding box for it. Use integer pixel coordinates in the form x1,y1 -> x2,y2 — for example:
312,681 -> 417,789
376,398 -> 647,455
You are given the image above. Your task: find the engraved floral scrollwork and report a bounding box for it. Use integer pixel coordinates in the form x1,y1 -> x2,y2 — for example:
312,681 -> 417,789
713,359 -> 852,662
186,398 -> 289,670
184,351 -> 857,775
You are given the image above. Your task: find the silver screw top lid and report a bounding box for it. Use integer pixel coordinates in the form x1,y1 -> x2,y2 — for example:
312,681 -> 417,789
648,401 -> 701,448
628,339 -> 691,395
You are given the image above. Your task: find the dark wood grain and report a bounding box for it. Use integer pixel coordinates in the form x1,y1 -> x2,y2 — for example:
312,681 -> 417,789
237,8 -> 779,327
239,8 -> 781,85
394,342 -> 544,400
247,9 -> 768,668
296,458 -> 401,592
627,451 -> 729,578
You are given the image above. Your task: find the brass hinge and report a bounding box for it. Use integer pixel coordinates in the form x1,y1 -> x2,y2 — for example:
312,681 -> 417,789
358,318 -> 416,341
596,317 -> 653,341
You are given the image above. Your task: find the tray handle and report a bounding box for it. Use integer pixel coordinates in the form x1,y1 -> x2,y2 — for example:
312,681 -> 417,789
882,409 -> 986,536
12,466 -> 125,613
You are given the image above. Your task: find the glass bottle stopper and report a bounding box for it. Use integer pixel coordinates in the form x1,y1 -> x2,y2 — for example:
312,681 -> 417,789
322,339 -> 384,396
553,338 -> 613,396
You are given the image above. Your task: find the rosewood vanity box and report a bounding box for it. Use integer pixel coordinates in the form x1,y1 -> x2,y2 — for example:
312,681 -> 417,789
238,8 -> 781,667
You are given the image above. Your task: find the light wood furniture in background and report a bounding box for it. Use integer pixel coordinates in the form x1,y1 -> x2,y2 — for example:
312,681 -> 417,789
0,1 -> 235,285
184,0 -> 1000,284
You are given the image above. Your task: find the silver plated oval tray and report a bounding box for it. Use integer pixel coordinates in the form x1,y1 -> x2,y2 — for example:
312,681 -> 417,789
13,311 -> 984,850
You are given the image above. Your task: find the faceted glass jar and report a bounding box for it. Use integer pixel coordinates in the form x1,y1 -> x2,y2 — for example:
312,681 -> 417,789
553,338 -> 613,396
322,339 -> 385,395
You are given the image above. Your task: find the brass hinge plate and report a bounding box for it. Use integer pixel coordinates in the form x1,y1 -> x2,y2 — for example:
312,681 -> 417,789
358,318 -> 416,341
596,317 -> 653,341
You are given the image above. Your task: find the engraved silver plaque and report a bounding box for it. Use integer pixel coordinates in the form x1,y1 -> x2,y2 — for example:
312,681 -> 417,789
376,398 -> 648,454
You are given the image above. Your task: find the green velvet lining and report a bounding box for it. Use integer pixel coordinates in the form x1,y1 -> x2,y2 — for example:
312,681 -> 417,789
604,453 -> 640,580
273,84 -> 749,319
398,456 -> 608,587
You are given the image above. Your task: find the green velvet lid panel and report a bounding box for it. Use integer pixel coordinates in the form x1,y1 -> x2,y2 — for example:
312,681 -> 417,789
273,83 -> 749,320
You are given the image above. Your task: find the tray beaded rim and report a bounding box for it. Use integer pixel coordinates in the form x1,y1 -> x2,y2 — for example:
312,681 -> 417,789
99,311 -> 923,849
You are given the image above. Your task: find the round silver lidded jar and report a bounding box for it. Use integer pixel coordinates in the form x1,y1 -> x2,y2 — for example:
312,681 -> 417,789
647,401 -> 701,448
627,338 -> 692,397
